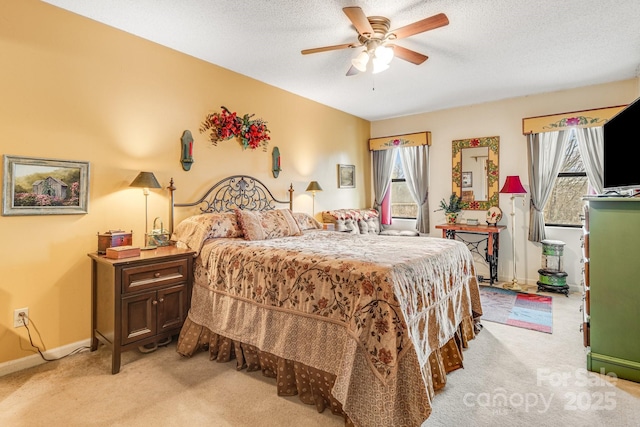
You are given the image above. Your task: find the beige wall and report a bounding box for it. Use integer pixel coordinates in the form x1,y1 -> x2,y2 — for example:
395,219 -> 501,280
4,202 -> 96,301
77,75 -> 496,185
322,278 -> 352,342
0,0 -> 370,365
372,78 -> 639,286
3,0 -> 638,368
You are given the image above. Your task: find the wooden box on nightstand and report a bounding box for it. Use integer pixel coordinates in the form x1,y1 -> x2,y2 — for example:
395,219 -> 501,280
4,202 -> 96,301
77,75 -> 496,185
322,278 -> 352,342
88,246 -> 196,374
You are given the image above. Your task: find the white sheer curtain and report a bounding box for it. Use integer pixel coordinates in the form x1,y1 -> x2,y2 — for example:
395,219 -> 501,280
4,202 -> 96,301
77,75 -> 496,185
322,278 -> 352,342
574,126 -> 604,194
527,130 -> 572,242
399,145 -> 430,233
372,148 -> 396,223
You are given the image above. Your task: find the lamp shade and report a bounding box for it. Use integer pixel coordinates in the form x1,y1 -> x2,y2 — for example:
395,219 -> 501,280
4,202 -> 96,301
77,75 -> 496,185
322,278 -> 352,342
305,181 -> 323,192
499,175 -> 527,194
130,171 -> 161,189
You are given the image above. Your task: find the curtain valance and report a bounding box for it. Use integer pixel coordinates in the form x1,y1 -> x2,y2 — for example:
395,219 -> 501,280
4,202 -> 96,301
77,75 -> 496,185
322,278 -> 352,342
369,131 -> 431,151
522,106 -> 624,134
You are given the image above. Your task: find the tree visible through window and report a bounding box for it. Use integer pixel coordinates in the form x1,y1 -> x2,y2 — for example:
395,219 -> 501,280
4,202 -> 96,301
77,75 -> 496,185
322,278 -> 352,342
543,130 -> 588,227
390,151 -> 418,219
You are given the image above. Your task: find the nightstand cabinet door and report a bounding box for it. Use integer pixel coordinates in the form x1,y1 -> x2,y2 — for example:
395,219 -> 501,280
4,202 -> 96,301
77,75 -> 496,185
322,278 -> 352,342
121,292 -> 157,345
157,284 -> 187,332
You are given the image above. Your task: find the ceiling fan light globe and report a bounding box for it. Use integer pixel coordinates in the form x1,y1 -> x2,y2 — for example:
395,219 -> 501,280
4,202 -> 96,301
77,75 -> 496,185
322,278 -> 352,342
374,45 -> 394,64
352,59 -> 367,72
372,58 -> 390,74
351,51 -> 369,72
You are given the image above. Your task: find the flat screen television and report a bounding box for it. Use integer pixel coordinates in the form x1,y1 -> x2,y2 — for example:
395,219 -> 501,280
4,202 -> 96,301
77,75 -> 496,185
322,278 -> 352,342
603,95 -> 640,193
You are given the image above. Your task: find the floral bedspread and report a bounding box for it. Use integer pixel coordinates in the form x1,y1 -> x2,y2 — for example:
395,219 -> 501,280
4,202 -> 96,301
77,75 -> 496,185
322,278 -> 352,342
189,230 -> 480,383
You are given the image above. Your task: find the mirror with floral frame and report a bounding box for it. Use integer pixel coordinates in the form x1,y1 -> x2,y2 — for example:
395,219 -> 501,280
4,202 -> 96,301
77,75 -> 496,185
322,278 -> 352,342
452,136 -> 499,210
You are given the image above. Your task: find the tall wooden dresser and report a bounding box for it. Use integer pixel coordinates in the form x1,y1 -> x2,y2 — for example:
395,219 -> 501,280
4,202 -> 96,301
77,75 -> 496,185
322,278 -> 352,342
583,197 -> 640,382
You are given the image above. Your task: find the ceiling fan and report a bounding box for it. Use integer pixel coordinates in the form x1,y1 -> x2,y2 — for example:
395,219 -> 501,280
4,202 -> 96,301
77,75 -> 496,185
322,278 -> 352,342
301,6 -> 449,76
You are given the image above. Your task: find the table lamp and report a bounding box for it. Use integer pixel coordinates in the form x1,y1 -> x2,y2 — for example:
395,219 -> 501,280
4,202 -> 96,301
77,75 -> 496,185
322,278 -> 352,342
305,181 -> 323,215
130,171 -> 161,250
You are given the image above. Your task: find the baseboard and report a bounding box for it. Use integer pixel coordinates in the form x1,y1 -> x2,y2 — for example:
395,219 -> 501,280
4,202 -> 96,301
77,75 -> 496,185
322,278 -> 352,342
567,283 -> 581,294
587,351 -> 640,383
0,338 -> 91,377
486,279 -> 580,295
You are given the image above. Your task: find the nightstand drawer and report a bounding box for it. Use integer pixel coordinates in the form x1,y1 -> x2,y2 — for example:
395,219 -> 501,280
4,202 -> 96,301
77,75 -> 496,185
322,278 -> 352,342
122,258 -> 189,294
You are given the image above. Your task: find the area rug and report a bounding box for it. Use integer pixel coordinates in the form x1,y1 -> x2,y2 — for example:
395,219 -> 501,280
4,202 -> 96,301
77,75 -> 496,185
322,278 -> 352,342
479,286 -> 553,333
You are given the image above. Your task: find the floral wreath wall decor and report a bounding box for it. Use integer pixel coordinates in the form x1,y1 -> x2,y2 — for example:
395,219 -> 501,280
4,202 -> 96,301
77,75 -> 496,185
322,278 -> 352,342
200,106 -> 270,151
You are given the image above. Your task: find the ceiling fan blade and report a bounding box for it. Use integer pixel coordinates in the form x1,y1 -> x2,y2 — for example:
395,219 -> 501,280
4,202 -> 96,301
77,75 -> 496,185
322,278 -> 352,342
390,13 -> 449,40
343,6 -> 374,38
346,65 -> 359,76
301,43 -> 358,55
392,45 -> 429,65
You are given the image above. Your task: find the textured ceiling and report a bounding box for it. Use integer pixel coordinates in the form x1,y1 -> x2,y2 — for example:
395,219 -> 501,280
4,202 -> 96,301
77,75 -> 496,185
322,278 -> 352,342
42,0 -> 640,121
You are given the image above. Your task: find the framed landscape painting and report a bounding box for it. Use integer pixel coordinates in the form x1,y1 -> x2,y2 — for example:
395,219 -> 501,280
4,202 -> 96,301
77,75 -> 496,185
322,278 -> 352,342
2,155 -> 89,216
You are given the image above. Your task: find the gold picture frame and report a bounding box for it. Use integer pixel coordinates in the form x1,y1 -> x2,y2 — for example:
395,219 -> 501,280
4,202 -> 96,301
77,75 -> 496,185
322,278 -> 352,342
452,136 -> 499,211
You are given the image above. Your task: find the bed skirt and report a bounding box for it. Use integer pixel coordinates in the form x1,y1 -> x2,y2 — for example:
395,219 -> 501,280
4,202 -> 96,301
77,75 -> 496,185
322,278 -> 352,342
176,314 -> 478,427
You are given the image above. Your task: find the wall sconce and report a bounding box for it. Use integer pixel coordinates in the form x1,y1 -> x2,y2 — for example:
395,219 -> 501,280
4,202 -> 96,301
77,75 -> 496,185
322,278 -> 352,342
272,146 -> 281,178
180,130 -> 194,171
305,181 -> 323,215
130,171 -> 162,249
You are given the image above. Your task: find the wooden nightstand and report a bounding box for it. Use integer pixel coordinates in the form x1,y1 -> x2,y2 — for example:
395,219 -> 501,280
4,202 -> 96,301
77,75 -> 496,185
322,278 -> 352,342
88,246 -> 196,374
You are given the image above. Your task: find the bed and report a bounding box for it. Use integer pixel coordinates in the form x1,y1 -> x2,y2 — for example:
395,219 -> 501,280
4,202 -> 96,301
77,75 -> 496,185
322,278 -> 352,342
170,175 -> 482,427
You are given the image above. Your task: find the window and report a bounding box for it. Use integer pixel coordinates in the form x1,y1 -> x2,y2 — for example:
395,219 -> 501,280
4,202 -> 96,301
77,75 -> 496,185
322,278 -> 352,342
390,151 -> 418,219
543,130 -> 588,227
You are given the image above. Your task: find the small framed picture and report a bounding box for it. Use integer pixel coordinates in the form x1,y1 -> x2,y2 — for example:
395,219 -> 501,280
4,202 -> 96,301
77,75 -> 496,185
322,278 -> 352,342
338,164 -> 355,188
2,155 -> 90,216
462,171 -> 472,188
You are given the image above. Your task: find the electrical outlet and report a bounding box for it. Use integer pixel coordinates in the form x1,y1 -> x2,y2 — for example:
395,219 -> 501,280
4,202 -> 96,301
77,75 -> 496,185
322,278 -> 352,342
13,307 -> 28,328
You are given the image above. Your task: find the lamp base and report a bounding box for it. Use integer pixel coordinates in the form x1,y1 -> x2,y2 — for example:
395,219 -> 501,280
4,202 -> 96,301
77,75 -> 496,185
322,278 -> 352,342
503,280 -> 524,292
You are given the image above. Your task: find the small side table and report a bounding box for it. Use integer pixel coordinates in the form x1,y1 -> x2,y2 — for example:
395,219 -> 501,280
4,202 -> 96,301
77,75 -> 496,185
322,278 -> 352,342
88,246 -> 195,374
435,223 -> 506,285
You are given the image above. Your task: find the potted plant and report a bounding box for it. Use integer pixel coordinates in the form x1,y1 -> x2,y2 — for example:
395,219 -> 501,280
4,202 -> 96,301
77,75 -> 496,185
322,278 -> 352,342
437,193 -> 463,224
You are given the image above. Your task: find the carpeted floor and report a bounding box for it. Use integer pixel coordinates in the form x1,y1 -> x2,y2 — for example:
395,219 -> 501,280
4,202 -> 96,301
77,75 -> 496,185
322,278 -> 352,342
2,287 -> 640,426
479,285 -> 553,333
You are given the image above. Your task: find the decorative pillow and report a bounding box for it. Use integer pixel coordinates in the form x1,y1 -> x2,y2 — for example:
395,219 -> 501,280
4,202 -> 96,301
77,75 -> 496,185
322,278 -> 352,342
321,208 -> 379,225
366,217 -> 380,234
322,210 -> 347,223
357,219 -> 369,234
292,211 -> 322,230
335,219 -> 347,232
171,212 -> 243,254
235,208 -> 302,241
344,219 -> 359,234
